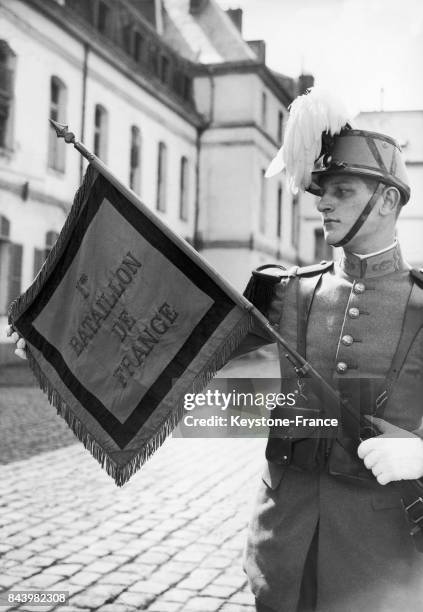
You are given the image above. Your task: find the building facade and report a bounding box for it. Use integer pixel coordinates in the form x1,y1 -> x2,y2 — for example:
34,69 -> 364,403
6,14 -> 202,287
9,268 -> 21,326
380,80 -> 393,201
0,0 -> 309,362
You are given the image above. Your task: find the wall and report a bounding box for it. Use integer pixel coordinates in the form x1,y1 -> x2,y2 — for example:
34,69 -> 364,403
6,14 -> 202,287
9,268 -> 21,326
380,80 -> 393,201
0,0 -> 200,353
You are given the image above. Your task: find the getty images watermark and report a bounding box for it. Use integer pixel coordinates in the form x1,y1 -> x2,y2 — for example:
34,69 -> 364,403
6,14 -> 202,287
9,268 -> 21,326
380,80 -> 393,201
172,378 -> 340,438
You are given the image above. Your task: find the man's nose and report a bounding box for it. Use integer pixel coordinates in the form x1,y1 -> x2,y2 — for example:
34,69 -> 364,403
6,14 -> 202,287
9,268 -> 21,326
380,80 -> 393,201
316,194 -> 335,213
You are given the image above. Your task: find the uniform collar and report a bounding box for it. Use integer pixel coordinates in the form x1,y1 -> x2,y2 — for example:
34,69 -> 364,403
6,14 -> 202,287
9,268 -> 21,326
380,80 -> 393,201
339,241 -> 408,279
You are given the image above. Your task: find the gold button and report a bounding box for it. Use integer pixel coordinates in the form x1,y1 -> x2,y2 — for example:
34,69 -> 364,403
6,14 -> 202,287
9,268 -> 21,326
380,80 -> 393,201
336,362 -> 348,374
353,282 -> 366,293
341,335 -> 354,346
354,282 -> 365,294
348,307 -> 360,318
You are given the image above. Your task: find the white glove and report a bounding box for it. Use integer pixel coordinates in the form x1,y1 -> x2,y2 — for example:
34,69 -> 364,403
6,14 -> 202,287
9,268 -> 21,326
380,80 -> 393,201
5,324 -> 27,360
357,416 -> 423,485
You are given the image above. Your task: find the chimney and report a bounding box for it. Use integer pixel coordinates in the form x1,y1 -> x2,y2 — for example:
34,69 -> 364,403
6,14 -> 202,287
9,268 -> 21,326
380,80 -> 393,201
297,74 -> 315,95
155,0 -> 163,34
226,8 -> 243,33
247,40 -> 266,63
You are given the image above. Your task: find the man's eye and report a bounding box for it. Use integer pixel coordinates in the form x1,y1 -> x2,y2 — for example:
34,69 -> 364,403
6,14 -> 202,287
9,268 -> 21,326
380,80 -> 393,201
336,188 -> 351,197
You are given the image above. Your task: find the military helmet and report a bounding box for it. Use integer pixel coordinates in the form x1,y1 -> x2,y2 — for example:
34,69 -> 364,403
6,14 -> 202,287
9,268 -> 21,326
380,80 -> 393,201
265,87 -> 411,247
308,128 -> 410,204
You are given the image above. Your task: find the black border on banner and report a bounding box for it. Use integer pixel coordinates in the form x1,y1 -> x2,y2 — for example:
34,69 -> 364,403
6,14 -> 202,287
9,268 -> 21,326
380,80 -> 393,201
15,173 -> 235,448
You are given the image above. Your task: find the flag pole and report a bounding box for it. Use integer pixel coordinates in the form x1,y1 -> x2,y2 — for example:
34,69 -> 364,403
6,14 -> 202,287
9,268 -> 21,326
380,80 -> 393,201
49,120 -> 255,307
48,120 -> 328,386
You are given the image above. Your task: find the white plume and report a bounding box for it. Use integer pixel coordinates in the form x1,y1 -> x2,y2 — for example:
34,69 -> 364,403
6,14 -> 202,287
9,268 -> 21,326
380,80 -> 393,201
265,87 -> 352,193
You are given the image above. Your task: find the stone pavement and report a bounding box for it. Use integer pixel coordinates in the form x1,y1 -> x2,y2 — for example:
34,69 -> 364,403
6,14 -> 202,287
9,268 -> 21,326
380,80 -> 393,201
0,389 -> 76,465
0,383 -> 269,612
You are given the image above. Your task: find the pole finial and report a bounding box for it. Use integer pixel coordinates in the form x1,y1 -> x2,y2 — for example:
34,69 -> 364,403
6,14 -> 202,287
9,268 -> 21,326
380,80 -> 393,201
49,119 -> 76,143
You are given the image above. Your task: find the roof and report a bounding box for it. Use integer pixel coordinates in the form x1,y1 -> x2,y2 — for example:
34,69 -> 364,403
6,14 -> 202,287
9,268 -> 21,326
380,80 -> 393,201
161,0 -> 256,63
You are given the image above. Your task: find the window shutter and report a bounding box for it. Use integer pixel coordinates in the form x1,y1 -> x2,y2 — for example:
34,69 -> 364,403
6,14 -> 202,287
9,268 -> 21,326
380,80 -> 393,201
8,242 -> 23,303
0,215 -> 10,241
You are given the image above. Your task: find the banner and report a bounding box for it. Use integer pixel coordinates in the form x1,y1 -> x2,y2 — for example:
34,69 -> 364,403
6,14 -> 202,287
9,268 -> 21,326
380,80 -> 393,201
8,165 -> 253,485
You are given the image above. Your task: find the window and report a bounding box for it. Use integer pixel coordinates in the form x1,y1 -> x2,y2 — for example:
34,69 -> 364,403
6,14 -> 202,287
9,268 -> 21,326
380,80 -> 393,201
0,215 -> 10,314
291,194 -> 299,248
183,75 -> 192,100
33,231 -> 59,278
121,24 -> 132,55
97,1 -> 111,35
8,243 -> 23,307
277,110 -> 284,144
261,92 -> 267,129
48,76 -> 67,171
160,56 -> 170,84
259,169 -> 266,234
0,215 -> 10,240
0,41 -> 16,150
33,248 -> 45,279
129,125 -> 141,194
64,0 -> 94,23
314,228 -> 332,261
149,44 -> 158,75
93,104 -> 108,162
156,142 -> 167,212
277,184 -> 282,238
133,31 -> 144,63
179,156 -> 189,221
0,222 -> 23,311
45,231 -> 59,257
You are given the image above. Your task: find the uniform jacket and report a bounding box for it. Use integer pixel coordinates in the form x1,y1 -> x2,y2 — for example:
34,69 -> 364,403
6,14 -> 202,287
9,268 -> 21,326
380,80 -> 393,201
240,243 -> 423,612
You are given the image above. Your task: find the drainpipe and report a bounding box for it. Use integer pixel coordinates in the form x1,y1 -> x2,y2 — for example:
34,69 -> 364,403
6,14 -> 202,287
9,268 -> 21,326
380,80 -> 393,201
193,128 -> 202,250
193,68 -> 214,250
209,66 -> 215,124
79,42 -> 89,183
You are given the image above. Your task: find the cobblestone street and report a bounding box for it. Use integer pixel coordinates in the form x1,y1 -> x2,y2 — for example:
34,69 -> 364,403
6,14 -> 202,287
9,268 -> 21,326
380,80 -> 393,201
0,354 -> 277,612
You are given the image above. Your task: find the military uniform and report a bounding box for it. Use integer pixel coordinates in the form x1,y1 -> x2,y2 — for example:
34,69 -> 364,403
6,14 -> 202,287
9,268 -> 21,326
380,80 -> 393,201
242,243 -> 423,612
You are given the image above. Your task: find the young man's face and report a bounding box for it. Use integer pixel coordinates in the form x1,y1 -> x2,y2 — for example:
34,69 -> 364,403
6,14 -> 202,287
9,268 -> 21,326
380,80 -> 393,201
315,174 -> 378,247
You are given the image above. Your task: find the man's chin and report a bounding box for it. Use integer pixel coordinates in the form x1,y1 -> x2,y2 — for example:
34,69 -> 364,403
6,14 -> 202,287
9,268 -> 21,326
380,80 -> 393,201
323,230 -> 341,246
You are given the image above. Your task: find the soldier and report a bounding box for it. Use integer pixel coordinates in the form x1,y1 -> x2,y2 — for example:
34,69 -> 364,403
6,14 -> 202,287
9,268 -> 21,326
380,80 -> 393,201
7,89 -> 423,612
236,89 -> 423,612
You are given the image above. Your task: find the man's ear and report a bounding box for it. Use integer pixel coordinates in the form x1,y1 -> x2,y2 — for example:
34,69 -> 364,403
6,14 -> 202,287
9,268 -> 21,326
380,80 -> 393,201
379,186 -> 401,216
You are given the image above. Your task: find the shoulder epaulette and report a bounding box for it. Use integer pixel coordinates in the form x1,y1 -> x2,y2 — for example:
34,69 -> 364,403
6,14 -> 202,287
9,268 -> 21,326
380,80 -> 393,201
410,268 -> 423,288
295,260 -> 334,276
243,264 -> 286,316
243,261 -> 334,316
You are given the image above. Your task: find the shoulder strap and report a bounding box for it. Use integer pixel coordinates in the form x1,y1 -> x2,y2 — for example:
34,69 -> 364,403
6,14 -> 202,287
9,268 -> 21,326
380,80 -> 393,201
296,262 -> 334,358
296,260 -> 334,277
376,274 -> 423,413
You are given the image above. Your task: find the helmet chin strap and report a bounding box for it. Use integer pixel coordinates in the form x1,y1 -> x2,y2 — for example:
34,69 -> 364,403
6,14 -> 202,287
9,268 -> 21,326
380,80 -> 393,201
333,182 -> 385,248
